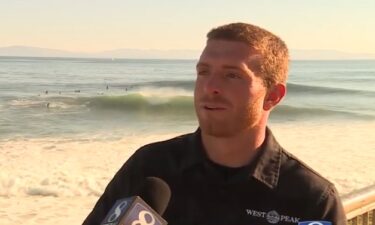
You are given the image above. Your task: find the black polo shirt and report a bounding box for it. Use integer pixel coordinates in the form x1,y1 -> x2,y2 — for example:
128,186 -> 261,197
83,128 -> 347,225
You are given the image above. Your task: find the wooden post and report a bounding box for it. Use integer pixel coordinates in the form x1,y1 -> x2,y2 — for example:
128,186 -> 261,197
362,212 -> 369,225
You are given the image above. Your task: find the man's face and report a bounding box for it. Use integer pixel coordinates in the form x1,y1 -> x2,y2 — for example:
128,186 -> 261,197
194,40 -> 268,137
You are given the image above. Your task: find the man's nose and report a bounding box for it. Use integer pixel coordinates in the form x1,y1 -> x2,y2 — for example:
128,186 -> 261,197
204,74 -> 222,95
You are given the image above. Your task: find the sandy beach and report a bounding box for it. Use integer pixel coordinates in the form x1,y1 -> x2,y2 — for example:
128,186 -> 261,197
1,121 -> 374,224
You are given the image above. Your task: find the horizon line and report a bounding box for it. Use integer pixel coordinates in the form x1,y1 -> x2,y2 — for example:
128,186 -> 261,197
1,45 -> 375,56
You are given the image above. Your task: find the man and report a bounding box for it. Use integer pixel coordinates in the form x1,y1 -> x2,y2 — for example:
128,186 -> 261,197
84,23 -> 347,225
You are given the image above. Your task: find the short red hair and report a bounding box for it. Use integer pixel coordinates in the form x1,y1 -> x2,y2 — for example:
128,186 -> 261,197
207,22 -> 289,88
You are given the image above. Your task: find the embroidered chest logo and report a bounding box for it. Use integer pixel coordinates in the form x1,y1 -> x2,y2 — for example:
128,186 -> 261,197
246,209 -> 300,224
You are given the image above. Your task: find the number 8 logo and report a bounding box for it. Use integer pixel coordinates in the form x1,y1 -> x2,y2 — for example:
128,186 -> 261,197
131,210 -> 156,225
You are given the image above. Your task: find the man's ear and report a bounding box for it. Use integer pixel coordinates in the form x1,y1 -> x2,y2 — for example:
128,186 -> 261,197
263,83 -> 286,111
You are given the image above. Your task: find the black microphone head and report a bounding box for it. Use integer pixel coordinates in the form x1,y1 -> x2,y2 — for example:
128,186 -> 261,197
140,177 -> 171,215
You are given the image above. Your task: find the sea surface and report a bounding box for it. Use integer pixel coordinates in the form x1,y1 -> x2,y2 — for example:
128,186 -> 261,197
0,57 -> 374,140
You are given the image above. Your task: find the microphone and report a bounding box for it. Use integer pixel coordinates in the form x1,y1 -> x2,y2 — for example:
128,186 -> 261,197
100,177 -> 171,225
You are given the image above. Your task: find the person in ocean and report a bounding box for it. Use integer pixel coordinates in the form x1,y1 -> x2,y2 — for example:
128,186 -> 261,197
84,22 -> 347,225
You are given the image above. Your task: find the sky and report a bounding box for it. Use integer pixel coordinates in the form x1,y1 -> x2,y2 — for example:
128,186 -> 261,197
1,0 -> 375,54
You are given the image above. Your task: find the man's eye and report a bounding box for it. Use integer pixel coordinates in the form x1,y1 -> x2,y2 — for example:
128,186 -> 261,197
226,73 -> 241,79
197,70 -> 209,76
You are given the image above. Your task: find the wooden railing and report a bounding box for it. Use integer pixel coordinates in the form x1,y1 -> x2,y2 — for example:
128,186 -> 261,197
342,184 -> 375,225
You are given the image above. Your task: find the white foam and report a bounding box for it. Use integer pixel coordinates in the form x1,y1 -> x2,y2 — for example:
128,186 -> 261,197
0,132 -> 179,198
0,121 -> 374,224
9,99 -> 44,107
137,87 -> 193,98
45,102 -> 72,109
8,98 -> 76,111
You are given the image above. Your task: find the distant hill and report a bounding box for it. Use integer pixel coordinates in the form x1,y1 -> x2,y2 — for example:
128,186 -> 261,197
1,45 -> 375,60
96,48 -> 200,59
0,46 -> 86,58
0,46 -> 200,59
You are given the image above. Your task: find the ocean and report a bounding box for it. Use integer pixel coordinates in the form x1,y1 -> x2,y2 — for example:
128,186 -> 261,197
0,57 -> 374,140
0,57 -> 374,224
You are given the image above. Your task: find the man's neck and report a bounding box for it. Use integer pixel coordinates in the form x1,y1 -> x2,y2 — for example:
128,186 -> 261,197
201,126 -> 266,168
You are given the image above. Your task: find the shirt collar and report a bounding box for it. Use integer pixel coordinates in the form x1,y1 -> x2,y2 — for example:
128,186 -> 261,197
250,127 -> 282,189
181,128 -> 206,170
182,127 -> 282,189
